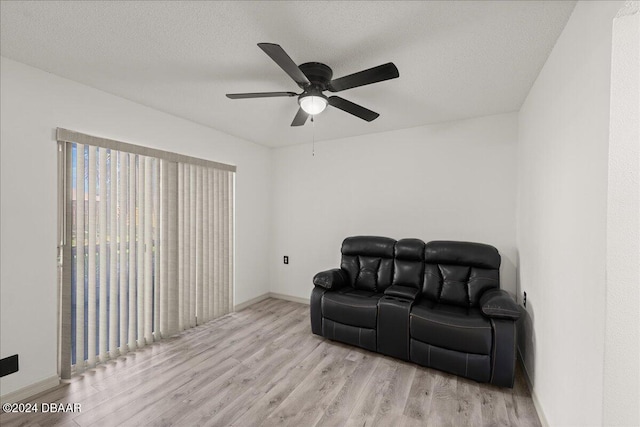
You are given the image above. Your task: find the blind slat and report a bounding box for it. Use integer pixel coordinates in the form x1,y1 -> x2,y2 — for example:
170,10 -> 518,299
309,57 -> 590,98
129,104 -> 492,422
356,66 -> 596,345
160,160 -> 169,336
136,158 -> 145,348
167,162 -> 179,336
61,143 -> 73,379
208,168 -> 215,319
204,167 -> 209,322
87,146 -> 97,368
109,150 -> 118,356
99,148 -> 108,362
229,172 -> 235,311
153,160 -> 161,338
118,152 -> 128,355
189,166 -> 197,327
75,144 -> 86,373
217,170 -> 224,316
178,164 -> 185,332
127,154 -> 137,352
223,171 -> 231,314
196,167 -> 203,324
144,157 -> 154,344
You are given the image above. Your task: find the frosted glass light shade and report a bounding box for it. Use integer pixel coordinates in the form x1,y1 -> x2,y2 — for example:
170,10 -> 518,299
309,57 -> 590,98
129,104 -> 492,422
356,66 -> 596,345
299,95 -> 328,115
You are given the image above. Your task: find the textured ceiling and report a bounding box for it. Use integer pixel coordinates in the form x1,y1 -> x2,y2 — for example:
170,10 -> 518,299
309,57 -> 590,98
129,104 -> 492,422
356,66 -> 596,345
0,1 -> 575,147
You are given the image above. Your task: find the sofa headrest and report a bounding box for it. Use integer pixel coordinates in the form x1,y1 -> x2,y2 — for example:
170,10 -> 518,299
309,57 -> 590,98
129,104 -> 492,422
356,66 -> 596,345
395,238 -> 425,261
424,241 -> 500,270
342,236 -> 396,258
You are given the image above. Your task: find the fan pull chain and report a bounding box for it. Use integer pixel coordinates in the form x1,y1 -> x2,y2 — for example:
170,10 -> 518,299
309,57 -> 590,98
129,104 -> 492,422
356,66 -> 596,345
311,115 -> 315,157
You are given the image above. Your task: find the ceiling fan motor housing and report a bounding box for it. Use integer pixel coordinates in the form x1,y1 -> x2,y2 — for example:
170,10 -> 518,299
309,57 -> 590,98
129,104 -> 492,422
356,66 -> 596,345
298,62 -> 333,89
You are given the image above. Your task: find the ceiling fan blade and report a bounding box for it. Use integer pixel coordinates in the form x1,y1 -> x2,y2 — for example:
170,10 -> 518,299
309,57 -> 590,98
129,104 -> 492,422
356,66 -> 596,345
291,108 -> 309,126
328,96 -> 380,122
258,43 -> 310,88
328,63 -> 399,92
226,91 -> 297,99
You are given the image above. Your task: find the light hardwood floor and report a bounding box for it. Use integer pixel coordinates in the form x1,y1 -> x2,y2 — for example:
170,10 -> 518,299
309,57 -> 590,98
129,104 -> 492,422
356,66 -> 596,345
1,298 -> 541,427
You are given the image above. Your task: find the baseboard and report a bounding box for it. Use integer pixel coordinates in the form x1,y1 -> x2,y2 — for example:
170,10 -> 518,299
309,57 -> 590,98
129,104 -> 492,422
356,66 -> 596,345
234,292 -> 310,311
0,375 -> 60,404
517,348 -> 548,427
234,293 -> 271,311
268,292 -> 310,305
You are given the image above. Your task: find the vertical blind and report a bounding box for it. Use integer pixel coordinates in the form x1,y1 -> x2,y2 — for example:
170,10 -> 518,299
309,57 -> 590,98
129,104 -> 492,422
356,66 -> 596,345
58,129 -> 234,377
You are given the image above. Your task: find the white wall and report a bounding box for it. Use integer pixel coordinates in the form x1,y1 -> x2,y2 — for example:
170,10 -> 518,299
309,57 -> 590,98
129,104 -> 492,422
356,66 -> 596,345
0,57 -> 271,397
516,1 -> 624,425
270,113 -> 518,301
604,4 -> 640,425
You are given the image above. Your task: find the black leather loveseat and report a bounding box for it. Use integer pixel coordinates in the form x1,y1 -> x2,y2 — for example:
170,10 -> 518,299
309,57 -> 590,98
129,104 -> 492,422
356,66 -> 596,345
310,236 -> 521,387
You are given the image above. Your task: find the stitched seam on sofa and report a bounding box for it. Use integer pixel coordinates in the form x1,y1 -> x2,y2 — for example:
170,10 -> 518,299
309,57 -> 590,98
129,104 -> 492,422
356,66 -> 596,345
324,298 -> 376,310
484,307 -> 519,316
469,276 -> 499,282
490,318 -> 496,383
465,353 -> 469,377
511,321 -> 516,387
443,279 -> 468,285
436,265 -> 444,301
410,314 -> 491,329
406,303 -> 413,359
374,258 -> 381,292
484,307 -> 518,312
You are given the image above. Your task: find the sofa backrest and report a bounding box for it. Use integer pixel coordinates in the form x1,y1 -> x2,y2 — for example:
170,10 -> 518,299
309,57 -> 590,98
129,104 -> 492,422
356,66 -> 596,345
392,238 -> 425,290
422,241 -> 501,307
341,236 -> 395,292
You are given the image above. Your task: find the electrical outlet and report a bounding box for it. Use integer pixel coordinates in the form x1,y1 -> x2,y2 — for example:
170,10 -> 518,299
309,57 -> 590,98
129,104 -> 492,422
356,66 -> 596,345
0,354 -> 19,377
523,291 -> 527,307
283,256 -> 289,265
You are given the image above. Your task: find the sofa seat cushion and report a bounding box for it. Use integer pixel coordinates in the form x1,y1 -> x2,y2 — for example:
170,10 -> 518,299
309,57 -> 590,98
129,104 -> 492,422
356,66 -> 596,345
410,301 -> 492,355
322,319 -> 376,352
322,289 -> 382,329
410,339 -> 491,383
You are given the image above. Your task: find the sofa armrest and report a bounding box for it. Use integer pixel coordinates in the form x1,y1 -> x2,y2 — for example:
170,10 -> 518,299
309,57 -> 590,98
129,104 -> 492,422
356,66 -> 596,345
480,289 -> 521,320
384,285 -> 420,301
313,268 -> 347,290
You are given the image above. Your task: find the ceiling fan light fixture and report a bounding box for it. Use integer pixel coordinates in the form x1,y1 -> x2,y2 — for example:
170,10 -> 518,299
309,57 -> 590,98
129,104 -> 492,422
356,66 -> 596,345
299,94 -> 328,115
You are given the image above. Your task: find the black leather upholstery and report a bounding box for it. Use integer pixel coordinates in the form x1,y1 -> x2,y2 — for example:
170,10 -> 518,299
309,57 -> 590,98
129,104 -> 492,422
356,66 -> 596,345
341,236 -> 395,292
313,268 -> 348,290
384,284 -> 420,301
410,339 -> 491,383
423,241 -> 500,307
323,319 -> 376,352
489,318 -> 518,387
310,236 -> 519,387
480,288 -> 521,320
410,301 -> 492,354
393,238 -> 425,290
322,289 -> 381,329
378,296 -> 412,360
310,286 -> 326,335
424,240 -> 501,269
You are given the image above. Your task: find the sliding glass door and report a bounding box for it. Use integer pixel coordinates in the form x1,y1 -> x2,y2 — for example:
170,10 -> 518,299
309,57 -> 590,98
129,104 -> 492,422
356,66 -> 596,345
58,129 -> 234,378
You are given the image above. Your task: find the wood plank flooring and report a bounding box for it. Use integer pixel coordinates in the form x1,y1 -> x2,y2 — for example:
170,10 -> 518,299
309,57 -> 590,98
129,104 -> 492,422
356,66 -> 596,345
0,298 -> 541,427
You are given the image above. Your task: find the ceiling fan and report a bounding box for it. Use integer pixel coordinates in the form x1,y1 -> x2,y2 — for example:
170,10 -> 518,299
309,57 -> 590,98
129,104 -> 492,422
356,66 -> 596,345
226,43 -> 399,126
